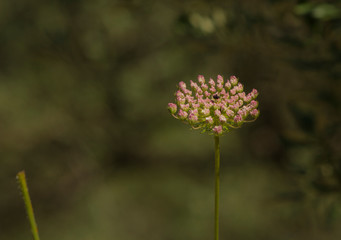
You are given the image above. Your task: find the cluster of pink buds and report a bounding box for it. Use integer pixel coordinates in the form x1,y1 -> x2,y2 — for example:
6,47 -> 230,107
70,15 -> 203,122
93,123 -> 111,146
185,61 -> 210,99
168,75 -> 259,136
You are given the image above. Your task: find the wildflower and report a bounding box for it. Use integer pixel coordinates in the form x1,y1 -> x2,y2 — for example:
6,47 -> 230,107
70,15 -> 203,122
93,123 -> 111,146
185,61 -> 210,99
168,74 -> 260,240
168,75 -> 260,136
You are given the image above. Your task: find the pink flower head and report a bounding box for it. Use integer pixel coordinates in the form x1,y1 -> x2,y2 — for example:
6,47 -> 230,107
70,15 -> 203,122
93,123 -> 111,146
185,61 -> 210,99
168,75 -> 259,136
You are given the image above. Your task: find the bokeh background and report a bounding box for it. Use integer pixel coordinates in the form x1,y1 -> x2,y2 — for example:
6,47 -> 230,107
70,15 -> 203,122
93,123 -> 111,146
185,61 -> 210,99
1,0 -> 341,239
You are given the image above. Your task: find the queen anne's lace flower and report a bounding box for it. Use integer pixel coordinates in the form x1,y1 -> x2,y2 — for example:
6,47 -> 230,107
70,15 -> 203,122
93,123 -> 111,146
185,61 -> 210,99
168,75 -> 260,136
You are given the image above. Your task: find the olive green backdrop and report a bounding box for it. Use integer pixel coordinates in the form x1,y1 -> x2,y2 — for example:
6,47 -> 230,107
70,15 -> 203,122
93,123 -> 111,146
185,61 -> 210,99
0,0 -> 340,239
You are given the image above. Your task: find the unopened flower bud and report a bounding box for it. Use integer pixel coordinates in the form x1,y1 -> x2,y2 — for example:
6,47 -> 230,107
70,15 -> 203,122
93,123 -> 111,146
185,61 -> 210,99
244,94 -> 252,103
179,81 -> 187,92
237,83 -> 243,92
180,104 -> 189,111
226,109 -> 234,117
202,108 -> 210,116
204,102 -> 212,109
216,83 -> 223,90
176,90 -> 184,98
188,113 -> 198,123
230,76 -> 238,86
185,95 -> 194,102
206,116 -> 214,124
198,75 -> 205,84
168,103 -> 177,114
225,81 -> 231,90
230,87 -> 238,95
250,109 -> 260,117
214,109 -> 221,116
213,125 -> 223,135
238,92 -> 245,99
176,96 -> 185,104
210,87 -> 216,93
190,80 -> 196,89
184,89 -> 192,95
191,103 -> 200,109
178,110 -> 188,119
219,115 -> 227,123
250,100 -> 258,108
234,114 -> 242,123
189,109 -> 198,115
251,89 -> 258,98
217,75 -> 224,84
238,109 -> 247,118
201,84 -> 208,91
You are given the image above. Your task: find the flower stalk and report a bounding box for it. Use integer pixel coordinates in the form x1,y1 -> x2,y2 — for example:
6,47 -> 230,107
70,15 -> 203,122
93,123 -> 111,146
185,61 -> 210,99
17,171 -> 41,240
214,135 -> 220,240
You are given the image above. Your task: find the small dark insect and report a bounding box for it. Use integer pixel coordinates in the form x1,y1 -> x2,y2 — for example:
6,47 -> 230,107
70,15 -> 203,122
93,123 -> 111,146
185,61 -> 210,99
213,94 -> 220,100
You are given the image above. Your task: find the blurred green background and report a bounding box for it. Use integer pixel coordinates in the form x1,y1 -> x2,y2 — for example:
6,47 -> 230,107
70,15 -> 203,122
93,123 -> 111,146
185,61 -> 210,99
1,0 -> 341,239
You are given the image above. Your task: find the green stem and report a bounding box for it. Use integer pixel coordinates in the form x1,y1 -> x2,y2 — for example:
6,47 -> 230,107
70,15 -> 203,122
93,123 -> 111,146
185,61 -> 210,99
214,136 -> 220,240
17,171 -> 41,240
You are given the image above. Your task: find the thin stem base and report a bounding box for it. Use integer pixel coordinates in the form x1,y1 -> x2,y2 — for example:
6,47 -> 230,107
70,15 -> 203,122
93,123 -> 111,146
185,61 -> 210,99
214,136 -> 220,240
